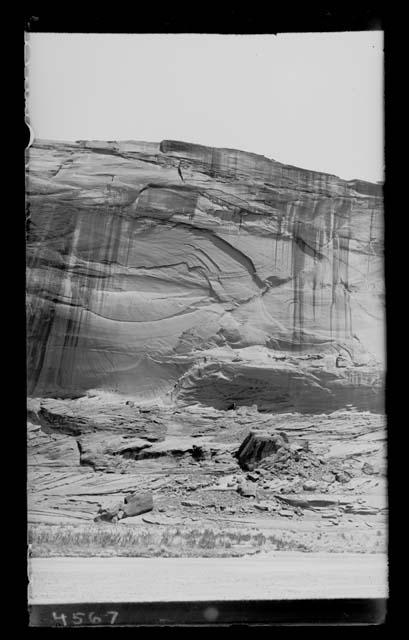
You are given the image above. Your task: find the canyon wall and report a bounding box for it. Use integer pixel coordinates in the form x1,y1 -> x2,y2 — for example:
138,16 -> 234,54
26,139 -> 384,412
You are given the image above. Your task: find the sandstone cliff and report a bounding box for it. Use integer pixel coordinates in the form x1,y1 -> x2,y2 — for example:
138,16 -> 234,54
26,139 -> 384,412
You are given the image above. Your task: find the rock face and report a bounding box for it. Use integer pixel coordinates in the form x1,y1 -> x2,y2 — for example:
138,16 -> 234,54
26,139 -> 384,412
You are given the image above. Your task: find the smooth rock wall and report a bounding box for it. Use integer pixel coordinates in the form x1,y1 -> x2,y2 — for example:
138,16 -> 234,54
26,139 -> 384,410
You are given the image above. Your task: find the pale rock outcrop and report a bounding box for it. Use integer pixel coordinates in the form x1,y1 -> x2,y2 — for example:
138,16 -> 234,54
27,421 -> 80,467
26,139 -> 384,412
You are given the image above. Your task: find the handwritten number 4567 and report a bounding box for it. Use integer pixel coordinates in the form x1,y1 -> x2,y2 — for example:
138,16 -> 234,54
52,611 -> 119,625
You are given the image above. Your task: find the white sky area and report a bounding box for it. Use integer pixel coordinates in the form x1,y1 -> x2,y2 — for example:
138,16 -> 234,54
26,32 -> 384,182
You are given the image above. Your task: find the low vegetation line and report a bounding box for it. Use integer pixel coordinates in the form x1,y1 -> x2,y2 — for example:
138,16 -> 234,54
28,522 -> 385,557
28,523 -> 312,557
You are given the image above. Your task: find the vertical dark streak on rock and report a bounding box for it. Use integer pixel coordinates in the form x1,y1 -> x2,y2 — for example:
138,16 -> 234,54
27,306 -> 56,395
367,207 -> 375,280
291,218 -> 304,351
27,206 -> 79,395
26,199 -> 31,239
56,211 -> 81,391
210,147 -> 217,179
274,216 -> 281,269
329,207 -> 336,343
312,259 -> 317,323
345,203 -> 352,340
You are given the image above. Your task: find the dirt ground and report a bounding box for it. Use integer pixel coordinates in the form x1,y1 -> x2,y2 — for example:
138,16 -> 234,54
28,554 -> 388,603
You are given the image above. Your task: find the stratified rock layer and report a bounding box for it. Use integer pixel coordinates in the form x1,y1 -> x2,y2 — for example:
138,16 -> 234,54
26,139 -> 384,411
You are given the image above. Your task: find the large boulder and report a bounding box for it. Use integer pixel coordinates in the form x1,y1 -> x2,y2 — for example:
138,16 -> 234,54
94,492 -> 153,522
94,503 -> 123,523
236,430 -> 290,470
123,492 -> 153,517
237,482 -> 257,498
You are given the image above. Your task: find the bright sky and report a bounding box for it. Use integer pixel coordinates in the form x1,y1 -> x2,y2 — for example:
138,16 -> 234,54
26,32 -> 384,182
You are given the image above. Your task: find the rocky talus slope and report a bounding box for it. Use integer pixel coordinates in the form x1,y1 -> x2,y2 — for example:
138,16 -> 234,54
28,398 -> 387,552
26,140 -> 386,552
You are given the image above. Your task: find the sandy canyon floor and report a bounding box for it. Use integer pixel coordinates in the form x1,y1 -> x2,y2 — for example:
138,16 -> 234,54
28,394 -> 387,560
